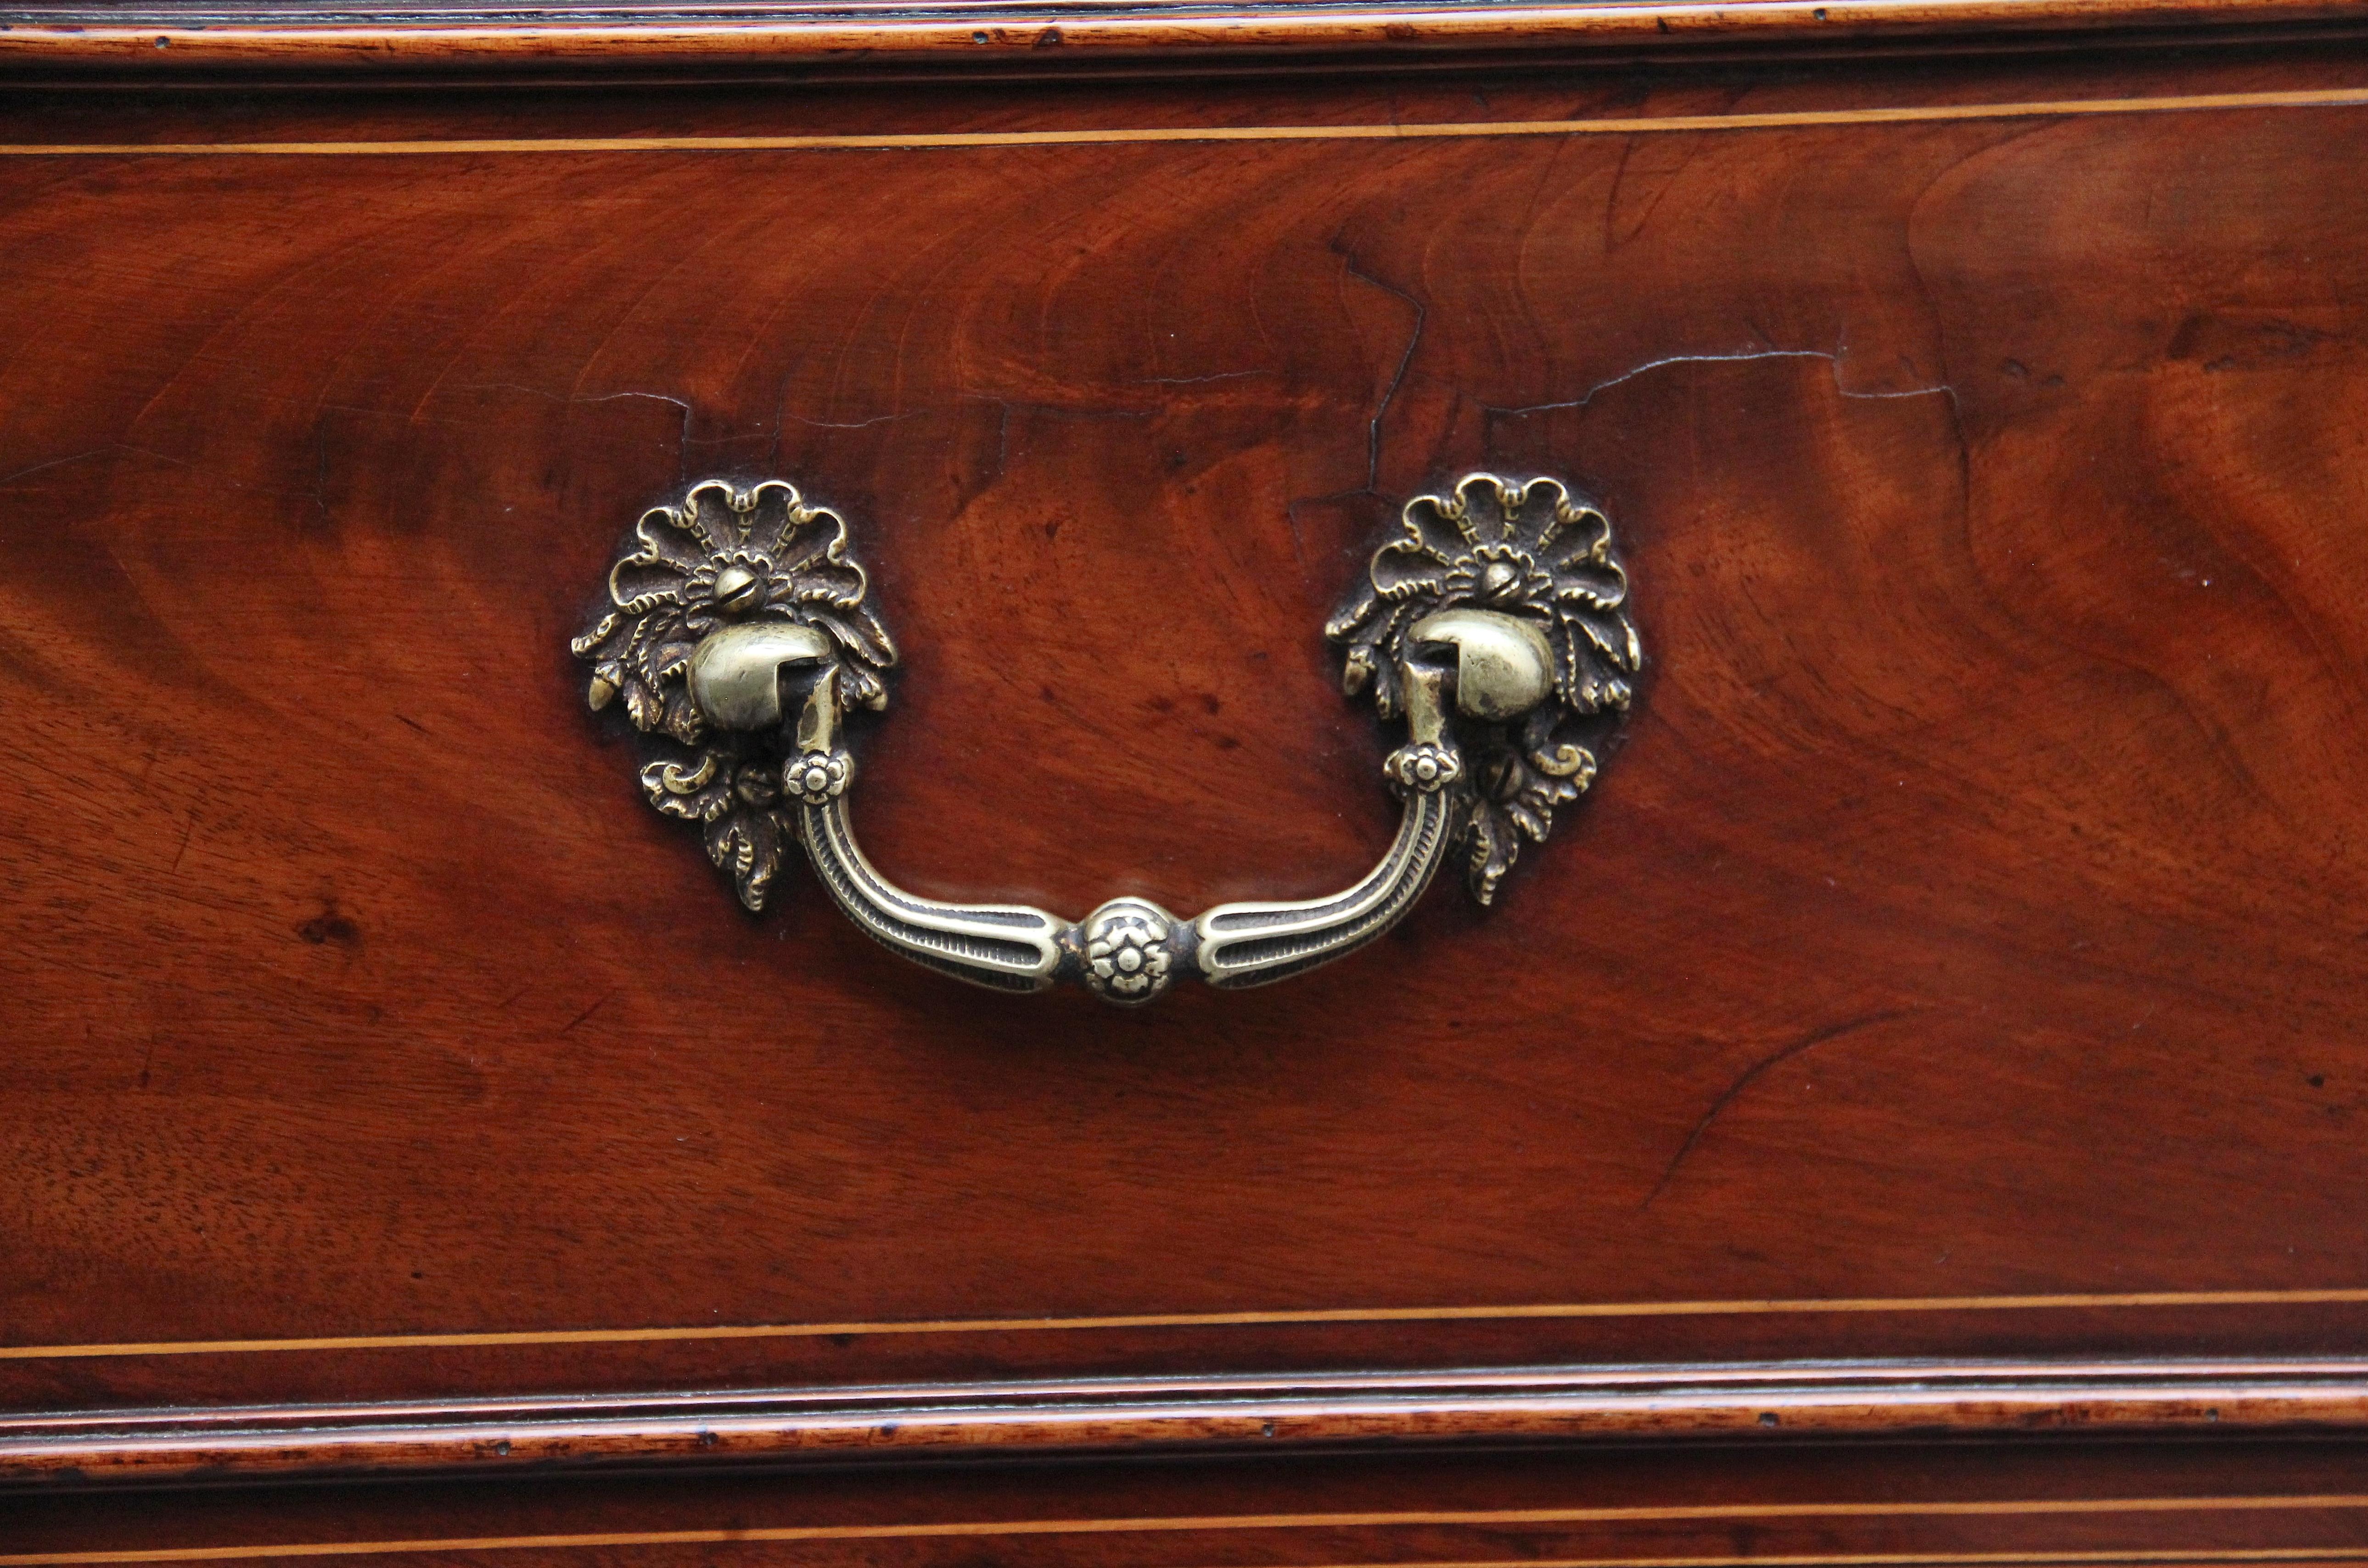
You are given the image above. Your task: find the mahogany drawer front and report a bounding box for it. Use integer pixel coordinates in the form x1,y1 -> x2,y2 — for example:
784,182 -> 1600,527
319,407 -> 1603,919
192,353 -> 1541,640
5,11 -> 2368,1559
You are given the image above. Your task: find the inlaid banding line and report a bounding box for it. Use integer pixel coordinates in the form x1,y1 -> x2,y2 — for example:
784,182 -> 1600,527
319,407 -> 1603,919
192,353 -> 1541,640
8,1287 -> 2368,1362
10,1496 -> 2368,1567
0,85 -> 2364,156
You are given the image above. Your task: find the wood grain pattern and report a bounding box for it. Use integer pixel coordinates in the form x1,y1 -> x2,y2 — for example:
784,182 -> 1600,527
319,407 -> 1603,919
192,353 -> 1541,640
6,19 -> 2368,1547
10,58 -> 2368,1381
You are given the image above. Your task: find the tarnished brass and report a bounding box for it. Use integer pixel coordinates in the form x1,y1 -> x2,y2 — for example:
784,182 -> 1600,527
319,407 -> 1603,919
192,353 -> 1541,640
571,478 -> 894,912
1330,472 -> 1639,903
574,471 -> 1639,998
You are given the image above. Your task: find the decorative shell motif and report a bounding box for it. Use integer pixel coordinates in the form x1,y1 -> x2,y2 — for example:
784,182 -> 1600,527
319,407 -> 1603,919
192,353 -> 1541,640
572,480 -> 896,912
1327,473 -> 1641,904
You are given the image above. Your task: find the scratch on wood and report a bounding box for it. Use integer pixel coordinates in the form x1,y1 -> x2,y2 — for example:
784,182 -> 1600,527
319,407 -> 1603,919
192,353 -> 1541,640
560,989 -> 619,1036
1644,1008 -> 1922,1209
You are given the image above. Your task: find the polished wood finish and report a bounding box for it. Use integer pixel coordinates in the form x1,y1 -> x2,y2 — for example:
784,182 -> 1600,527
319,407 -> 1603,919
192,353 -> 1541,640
9,1359 -> 2368,1487
4,12 -> 2368,1556
9,49 -> 2368,1374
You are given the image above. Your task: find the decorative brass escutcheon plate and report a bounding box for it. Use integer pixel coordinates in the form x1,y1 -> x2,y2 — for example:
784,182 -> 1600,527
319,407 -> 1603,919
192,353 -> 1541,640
573,473 -> 1640,1003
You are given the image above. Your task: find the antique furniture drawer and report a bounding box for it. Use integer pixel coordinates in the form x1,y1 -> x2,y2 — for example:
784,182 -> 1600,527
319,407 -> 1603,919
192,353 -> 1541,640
5,3 -> 2368,1560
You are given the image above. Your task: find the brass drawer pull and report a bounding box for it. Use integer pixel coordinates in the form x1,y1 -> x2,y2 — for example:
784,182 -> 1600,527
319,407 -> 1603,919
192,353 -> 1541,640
573,473 -> 1639,1004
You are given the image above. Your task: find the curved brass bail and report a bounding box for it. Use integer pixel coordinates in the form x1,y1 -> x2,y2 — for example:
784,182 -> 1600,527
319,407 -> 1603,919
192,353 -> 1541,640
576,472 -> 1638,1003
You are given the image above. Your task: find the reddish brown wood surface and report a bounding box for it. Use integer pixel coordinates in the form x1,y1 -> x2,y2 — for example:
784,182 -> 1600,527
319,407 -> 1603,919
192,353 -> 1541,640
4,34 -> 2368,1538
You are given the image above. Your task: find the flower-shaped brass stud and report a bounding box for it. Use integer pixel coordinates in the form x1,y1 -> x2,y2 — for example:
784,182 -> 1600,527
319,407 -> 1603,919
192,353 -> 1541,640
1078,899 -> 1178,1005
1385,741 -> 1465,794
786,750 -> 852,806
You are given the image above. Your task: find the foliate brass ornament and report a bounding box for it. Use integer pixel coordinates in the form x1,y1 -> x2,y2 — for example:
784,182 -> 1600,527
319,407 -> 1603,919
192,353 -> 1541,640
574,471 -> 1639,1002
1328,473 -> 1639,904
571,479 -> 895,912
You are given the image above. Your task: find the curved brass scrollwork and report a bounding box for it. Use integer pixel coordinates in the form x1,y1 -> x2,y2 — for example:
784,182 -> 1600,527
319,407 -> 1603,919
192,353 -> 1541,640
573,473 -> 1640,1003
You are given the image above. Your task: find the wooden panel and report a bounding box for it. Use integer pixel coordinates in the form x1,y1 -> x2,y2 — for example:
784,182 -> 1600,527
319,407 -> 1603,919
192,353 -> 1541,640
6,43 -> 2368,1392
3,29 -> 2368,1535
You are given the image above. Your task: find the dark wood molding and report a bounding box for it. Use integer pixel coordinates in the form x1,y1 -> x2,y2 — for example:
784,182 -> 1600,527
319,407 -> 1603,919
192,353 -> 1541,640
3,0 -> 2366,78
10,1359 -> 2368,1489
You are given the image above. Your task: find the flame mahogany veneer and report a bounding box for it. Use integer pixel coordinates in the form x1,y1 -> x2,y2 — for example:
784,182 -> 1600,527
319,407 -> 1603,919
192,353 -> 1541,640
4,5 -> 2368,1559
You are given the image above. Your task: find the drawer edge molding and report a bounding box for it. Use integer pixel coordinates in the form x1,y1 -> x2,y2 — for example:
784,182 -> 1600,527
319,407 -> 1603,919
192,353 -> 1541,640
8,1357 -> 2368,1489
2,0 -> 2367,78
